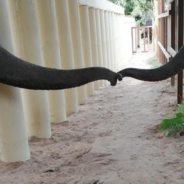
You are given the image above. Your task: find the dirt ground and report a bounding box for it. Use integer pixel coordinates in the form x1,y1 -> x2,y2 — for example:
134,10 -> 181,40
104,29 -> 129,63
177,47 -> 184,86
1,53 -> 184,184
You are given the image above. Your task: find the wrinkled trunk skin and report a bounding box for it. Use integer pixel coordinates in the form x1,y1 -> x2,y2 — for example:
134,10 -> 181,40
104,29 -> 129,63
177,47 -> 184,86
118,45 -> 184,82
0,46 -> 122,90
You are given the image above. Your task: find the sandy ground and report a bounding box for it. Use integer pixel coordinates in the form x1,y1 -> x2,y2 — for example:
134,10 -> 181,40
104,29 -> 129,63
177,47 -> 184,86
1,53 -> 184,184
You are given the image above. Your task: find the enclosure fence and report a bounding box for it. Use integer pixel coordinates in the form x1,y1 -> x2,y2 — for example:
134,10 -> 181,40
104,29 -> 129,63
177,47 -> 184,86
0,0 -> 131,163
155,0 -> 184,104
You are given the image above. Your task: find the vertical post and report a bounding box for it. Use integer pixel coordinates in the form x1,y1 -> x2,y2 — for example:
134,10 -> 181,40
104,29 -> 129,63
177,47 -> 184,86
171,1 -> 176,86
113,13 -> 118,71
110,12 -> 116,71
144,27 -> 146,52
157,0 -> 165,64
104,11 -> 112,70
154,0 -> 159,59
35,0 -> 67,123
68,0 -> 86,104
131,28 -> 134,53
0,0 -> 30,162
115,14 -> 120,69
167,5 -> 174,86
164,20 -> 167,62
177,0 -> 183,104
54,0 -> 78,115
8,0 -> 51,138
147,27 -> 150,51
95,9 -> 104,87
89,8 -> 100,91
100,10 -> 108,86
108,12 -> 115,70
79,5 -> 94,95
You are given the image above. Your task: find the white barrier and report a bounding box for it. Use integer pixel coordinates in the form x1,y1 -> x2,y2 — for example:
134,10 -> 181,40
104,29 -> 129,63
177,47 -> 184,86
0,0 -> 135,163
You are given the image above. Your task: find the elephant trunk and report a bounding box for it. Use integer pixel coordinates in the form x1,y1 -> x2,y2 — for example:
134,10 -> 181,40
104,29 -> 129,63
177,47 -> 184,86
118,45 -> 184,82
0,46 -> 122,90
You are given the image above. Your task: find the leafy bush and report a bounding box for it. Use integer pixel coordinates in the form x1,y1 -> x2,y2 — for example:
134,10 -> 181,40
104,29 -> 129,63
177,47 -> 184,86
159,105 -> 184,137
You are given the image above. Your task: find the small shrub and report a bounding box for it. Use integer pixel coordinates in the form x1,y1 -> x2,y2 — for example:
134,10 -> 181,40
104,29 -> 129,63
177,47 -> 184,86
158,104 -> 184,137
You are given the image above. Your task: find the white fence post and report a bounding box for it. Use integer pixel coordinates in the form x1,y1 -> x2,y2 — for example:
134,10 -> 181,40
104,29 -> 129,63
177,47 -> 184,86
108,12 -> 115,71
79,5 -> 94,96
95,9 -> 104,88
104,11 -> 111,70
89,8 -> 100,91
68,0 -> 87,104
0,0 -> 30,162
8,0 -> 51,138
54,0 -> 78,115
100,10 -> 108,86
35,0 -> 67,123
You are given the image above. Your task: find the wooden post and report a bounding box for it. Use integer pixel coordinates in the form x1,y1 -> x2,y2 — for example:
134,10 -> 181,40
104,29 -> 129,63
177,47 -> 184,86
177,0 -> 183,104
171,1 -> 176,86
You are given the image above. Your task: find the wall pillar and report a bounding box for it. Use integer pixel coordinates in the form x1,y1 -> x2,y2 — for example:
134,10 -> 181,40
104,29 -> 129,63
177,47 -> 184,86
0,0 -> 30,162
108,12 -> 115,71
100,10 -> 108,86
100,10 -> 107,68
54,0 -> 78,115
109,12 -> 116,71
113,13 -> 118,71
115,14 -> 120,71
95,9 -> 104,88
79,5 -> 94,96
35,0 -> 67,123
104,11 -> 111,70
8,0 -> 51,138
68,0 -> 86,104
89,8 -> 100,91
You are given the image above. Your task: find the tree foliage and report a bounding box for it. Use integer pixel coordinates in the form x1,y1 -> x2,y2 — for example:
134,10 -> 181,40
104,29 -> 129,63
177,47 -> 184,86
108,0 -> 154,25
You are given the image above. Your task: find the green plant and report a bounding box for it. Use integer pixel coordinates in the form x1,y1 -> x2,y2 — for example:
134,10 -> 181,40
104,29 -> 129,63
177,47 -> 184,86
159,104 -> 184,137
108,0 -> 154,25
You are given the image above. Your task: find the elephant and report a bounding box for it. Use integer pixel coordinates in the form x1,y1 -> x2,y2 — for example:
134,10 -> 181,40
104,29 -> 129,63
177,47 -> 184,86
118,45 -> 184,82
0,45 -> 122,90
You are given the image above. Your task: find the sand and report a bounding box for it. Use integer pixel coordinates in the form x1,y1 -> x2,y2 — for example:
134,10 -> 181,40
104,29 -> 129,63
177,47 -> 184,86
1,53 -> 184,184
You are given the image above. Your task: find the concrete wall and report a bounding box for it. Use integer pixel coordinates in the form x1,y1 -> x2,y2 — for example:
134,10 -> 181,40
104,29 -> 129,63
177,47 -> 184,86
0,0 -> 133,163
117,16 -> 136,70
